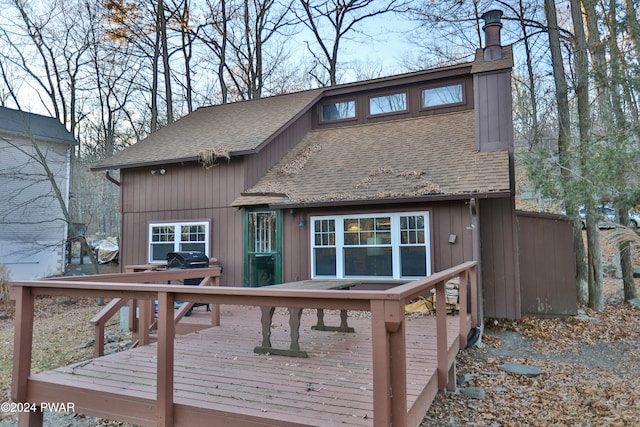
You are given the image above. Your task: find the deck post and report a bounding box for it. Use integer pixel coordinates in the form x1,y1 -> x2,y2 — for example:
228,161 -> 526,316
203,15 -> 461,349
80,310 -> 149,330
469,265 -> 478,325
458,271 -> 468,349
435,280 -> 449,390
386,300 -> 407,426
370,299 -> 407,427
157,291 -> 175,427
11,285 -> 34,404
17,409 -> 43,427
371,300 -> 391,426
138,299 -> 153,346
210,275 -> 221,326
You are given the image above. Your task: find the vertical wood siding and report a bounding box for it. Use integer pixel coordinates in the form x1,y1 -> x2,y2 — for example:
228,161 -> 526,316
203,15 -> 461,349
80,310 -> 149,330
430,201 -> 474,272
474,70 -> 514,153
281,210 -> 310,282
120,160 -> 245,286
516,212 -> 577,316
479,197 -> 520,319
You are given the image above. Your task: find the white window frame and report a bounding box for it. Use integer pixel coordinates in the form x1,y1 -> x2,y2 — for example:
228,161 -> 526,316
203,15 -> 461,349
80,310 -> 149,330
148,220 -> 210,263
310,212 -> 431,279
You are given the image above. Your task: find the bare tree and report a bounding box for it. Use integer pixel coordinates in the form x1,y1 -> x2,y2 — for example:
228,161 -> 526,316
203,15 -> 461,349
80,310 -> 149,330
296,0 -> 410,86
225,0 -> 296,99
542,0 -> 589,304
569,0 -> 604,311
603,0 -> 638,301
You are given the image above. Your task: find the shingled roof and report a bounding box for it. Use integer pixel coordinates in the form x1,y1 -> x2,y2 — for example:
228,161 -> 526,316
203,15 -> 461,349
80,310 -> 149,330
233,110 -> 510,207
0,107 -> 76,145
93,89 -> 324,170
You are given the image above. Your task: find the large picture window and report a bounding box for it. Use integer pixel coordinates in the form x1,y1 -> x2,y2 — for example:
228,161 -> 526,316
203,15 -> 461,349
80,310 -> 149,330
311,212 -> 431,279
148,221 -> 210,263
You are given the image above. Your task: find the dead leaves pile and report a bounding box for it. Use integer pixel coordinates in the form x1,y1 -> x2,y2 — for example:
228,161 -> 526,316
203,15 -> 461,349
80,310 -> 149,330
490,301 -> 640,353
422,301 -> 640,426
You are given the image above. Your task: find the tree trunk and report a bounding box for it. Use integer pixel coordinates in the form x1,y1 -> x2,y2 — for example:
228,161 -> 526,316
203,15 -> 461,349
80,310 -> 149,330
570,0 -> 603,310
544,0 -> 588,303
159,0 -> 173,124
151,2 -> 161,132
607,0 -> 638,301
585,206 -> 603,310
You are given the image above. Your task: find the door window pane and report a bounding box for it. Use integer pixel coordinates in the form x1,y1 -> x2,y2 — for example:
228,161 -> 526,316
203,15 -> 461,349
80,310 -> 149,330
248,212 -> 276,253
248,254 -> 276,287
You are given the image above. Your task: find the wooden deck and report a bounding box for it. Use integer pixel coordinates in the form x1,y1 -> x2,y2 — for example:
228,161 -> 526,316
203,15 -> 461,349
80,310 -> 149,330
11,262 -> 477,427
27,307 -> 462,426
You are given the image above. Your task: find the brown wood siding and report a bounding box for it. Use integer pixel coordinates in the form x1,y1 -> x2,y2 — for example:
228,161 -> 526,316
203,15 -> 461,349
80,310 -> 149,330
244,109 -> 315,188
430,201 -> 474,272
478,197 -> 520,319
474,70 -> 513,153
516,212 -> 577,316
281,210 -> 310,282
119,161 -> 246,286
314,75 -> 474,130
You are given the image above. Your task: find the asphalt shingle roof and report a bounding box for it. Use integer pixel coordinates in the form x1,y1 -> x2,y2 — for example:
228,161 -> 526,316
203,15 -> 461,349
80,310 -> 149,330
93,89 -> 324,170
0,107 -> 76,145
235,110 -> 510,206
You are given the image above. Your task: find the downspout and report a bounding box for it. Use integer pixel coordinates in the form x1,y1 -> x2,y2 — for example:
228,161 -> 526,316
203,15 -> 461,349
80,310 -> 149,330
105,170 -> 120,186
468,197 -> 484,347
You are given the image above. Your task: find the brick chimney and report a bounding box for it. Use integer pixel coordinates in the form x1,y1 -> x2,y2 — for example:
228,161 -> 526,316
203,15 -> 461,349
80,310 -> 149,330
481,10 -> 503,61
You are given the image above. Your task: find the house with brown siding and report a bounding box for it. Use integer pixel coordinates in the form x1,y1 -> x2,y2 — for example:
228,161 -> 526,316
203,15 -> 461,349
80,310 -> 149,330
93,11 -> 576,320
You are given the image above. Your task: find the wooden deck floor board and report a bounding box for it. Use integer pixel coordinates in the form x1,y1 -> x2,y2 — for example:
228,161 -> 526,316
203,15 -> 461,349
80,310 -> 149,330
27,307 -> 463,426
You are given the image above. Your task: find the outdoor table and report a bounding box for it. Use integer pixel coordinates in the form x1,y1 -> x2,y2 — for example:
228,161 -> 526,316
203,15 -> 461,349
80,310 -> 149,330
253,279 -> 359,357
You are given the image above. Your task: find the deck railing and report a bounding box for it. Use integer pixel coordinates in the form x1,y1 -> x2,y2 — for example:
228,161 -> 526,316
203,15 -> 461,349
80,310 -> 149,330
47,266 -> 223,357
10,261 -> 476,427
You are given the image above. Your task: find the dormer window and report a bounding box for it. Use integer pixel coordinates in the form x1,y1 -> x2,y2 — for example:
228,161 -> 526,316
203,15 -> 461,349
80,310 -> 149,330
321,100 -> 356,121
421,83 -> 464,108
369,92 -> 407,115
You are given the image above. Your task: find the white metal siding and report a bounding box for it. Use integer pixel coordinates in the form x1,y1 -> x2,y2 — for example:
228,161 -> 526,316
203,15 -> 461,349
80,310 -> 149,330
0,134 -> 71,278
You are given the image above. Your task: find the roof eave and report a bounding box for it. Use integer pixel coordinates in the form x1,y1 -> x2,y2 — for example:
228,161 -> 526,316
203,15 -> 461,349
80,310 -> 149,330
0,130 -> 77,146
91,149 -> 259,171
265,190 -> 511,209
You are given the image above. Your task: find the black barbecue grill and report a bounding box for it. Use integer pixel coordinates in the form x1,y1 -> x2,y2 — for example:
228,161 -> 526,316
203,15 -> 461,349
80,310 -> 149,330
166,251 -> 211,314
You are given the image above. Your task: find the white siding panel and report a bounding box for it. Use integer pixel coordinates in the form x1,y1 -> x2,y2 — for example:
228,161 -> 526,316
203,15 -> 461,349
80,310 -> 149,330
0,134 -> 70,276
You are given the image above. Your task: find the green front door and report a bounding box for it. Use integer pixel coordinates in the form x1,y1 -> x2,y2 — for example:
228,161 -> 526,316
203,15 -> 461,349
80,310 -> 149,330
244,210 -> 282,287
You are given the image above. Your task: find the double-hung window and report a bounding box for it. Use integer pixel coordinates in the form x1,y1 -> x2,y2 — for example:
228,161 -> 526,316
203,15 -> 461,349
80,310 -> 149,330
148,221 -> 210,263
311,212 -> 430,279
